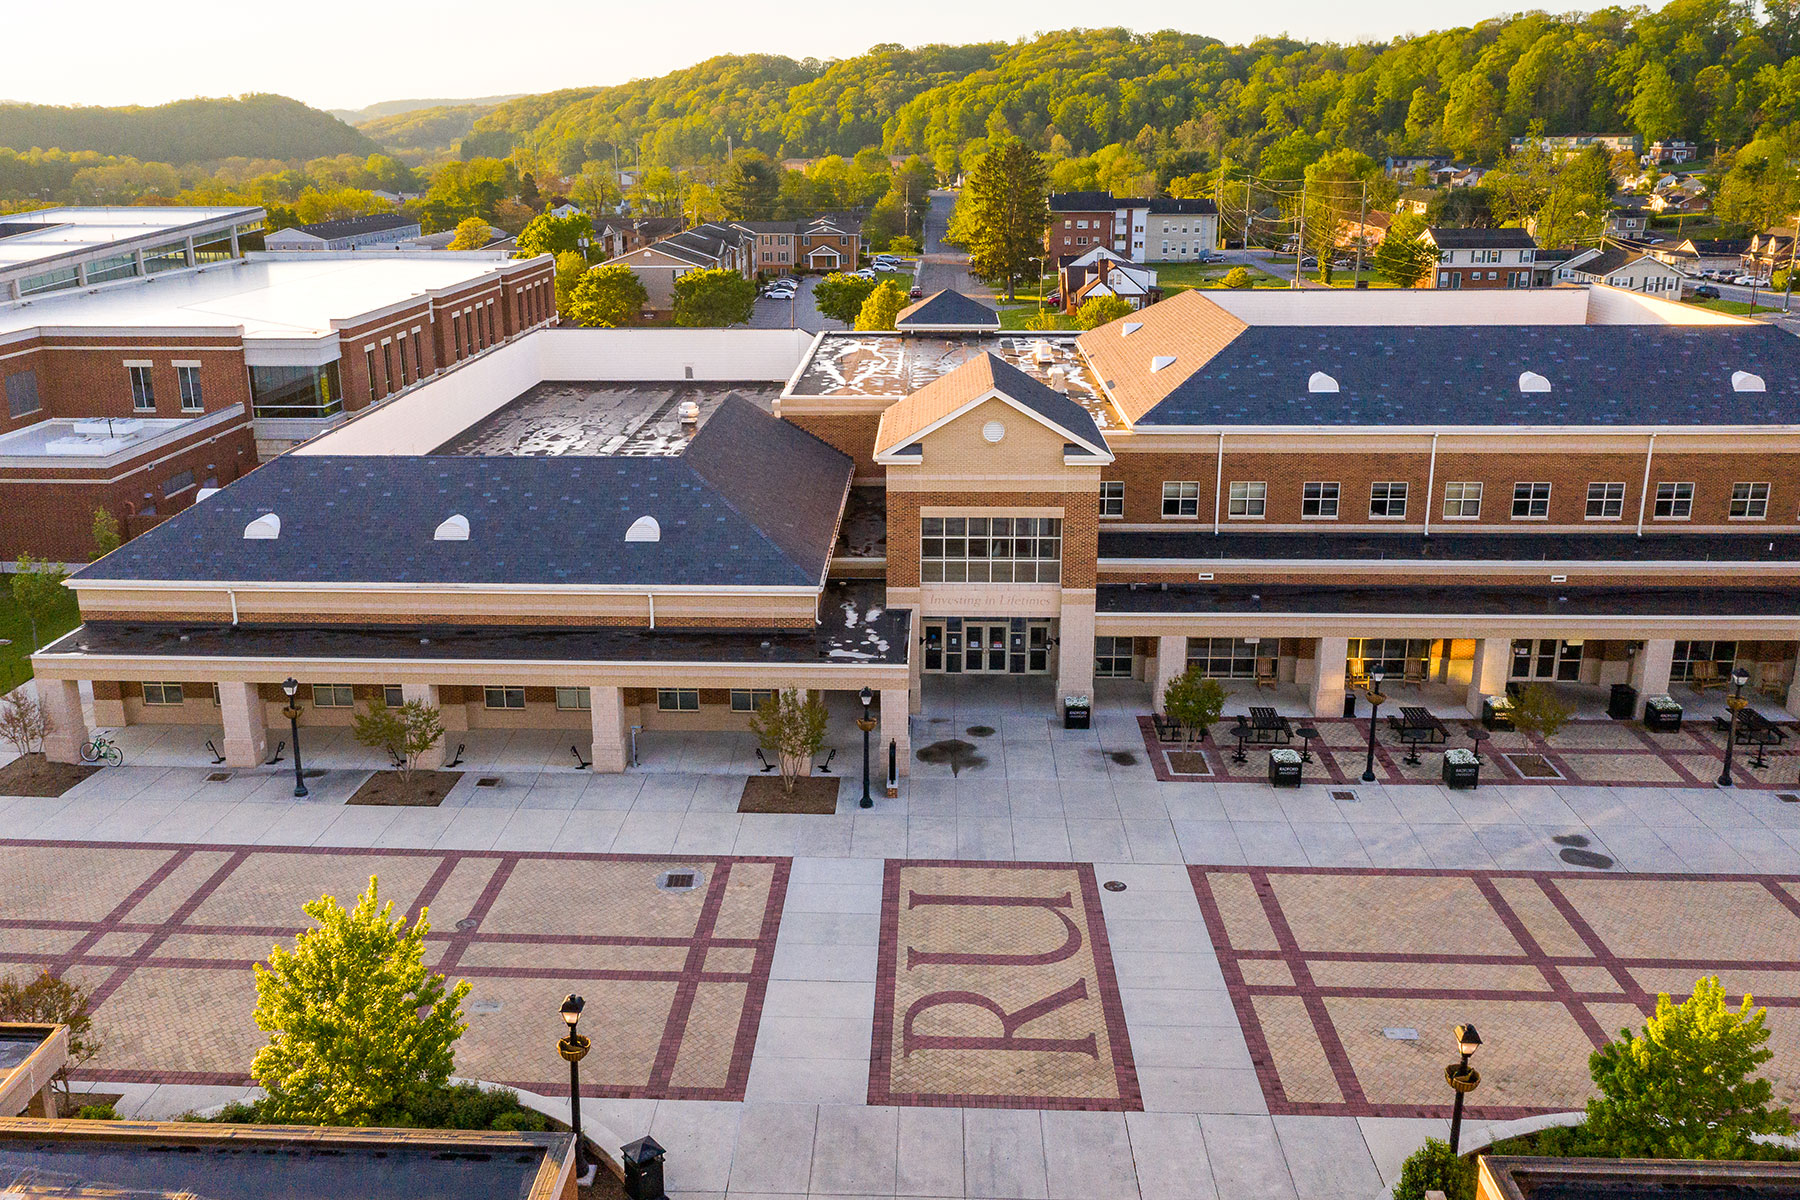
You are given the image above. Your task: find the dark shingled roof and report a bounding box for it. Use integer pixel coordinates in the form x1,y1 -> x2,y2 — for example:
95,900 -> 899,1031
286,212 -> 418,240
895,288 -> 1000,331
1049,191 -> 1117,212
1137,323 -> 1800,427
1426,227 -> 1538,249
978,354 -> 1108,450
76,396 -> 851,589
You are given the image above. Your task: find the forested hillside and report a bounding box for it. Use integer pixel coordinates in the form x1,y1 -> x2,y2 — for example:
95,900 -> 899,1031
357,105 -> 496,161
0,95 -> 379,163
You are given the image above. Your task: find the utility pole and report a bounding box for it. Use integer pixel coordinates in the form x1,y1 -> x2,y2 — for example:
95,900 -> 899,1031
1353,179 -> 1368,284
1784,212 -> 1798,313
1293,178 -> 1307,289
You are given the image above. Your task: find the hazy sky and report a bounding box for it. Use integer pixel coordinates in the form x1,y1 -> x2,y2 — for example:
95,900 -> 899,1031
12,0 -> 1547,111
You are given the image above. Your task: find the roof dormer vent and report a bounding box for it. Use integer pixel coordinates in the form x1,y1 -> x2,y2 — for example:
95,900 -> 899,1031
434,514 -> 470,541
1518,371 -> 1552,393
243,513 -> 280,540
625,515 -> 661,543
1121,322 -> 1143,337
1151,355 -> 1177,373
1732,370 -> 1765,392
1308,371 -> 1339,394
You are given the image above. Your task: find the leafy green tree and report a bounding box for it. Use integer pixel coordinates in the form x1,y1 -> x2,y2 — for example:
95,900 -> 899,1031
813,272 -> 878,323
351,699 -> 446,779
250,876 -> 469,1127
568,264 -> 649,327
1393,1139 -> 1473,1200
1075,295 -> 1134,329
0,970 -> 100,1108
854,280 -> 908,331
1161,666 -> 1226,752
1510,682 -> 1575,740
672,267 -> 756,327
446,216 -> 491,250
11,554 -> 67,651
514,212 -> 593,260
749,688 -> 828,794
1580,976 -> 1791,1158
1373,221 -> 1439,287
1630,63 -> 1686,144
552,250 -> 587,316
721,150 -> 781,220
90,508 -> 121,558
959,138 -> 1050,301
1222,266 -> 1252,288
889,234 -> 922,255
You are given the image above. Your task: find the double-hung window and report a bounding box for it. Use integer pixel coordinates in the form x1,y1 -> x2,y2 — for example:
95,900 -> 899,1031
1369,482 -> 1408,519
1099,481 -> 1123,517
1227,481 -> 1266,518
142,682 -> 185,705
1585,482 -> 1626,519
1512,482 -> 1551,519
1653,482 -> 1692,519
312,684 -> 355,708
729,689 -> 777,712
176,365 -> 203,412
1301,482 -> 1339,518
1731,482 -> 1770,519
657,689 -> 700,712
1443,482 -> 1483,519
484,686 -> 526,709
128,364 -> 155,411
1162,482 -> 1199,517
555,687 -> 591,711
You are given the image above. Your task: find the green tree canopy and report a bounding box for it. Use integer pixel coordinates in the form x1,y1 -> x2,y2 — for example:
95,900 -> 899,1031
514,212 -> 594,259
1075,295 -> 1134,329
721,149 -> 781,220
959,138 -> 1050,301
446,216 -> 491,250
854,279 -> 909,330
672,267 -> 756,327
1372,213 -> 1439,286
568,264 -> 650,327
813,272 -> 878,323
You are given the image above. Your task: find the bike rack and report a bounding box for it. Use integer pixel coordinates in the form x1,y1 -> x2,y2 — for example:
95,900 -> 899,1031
816,748 -> 836,774
754,749 -> 777,773
570,745 -> 591,770
204,740 -> 227,765
446,743 -> 466,768
265,739 -> 286,766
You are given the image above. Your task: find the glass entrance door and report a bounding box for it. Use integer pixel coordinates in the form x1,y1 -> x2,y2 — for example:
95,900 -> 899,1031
923,623 -> 944,672
1511,639 -> 1584,681
964,624 -> 1007,672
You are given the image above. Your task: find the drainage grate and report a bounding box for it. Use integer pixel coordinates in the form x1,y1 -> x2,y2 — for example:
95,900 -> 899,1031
1331,790 -> 1357,802
475,776 -> 501,788
1103,880 -> 1127,892
455,918 -> 480,932
656,868 -> 704,892
467,998 -> 503,1014
205,772 -> 234,783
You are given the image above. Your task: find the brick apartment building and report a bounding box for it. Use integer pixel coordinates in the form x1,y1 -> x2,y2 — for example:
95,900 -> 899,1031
1049,193 -> 1219,263
1423,227 -> 1539,288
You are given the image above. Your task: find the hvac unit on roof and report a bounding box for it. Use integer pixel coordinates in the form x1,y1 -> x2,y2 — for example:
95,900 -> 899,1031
1033,340 -> 1055,364
1307,371 -> 1339,394
1731,370 -> 1766,392
434,514 -> 470,541
625,515 -> 661,543
1518,371 -> 1552,393
243,513 -> 280,540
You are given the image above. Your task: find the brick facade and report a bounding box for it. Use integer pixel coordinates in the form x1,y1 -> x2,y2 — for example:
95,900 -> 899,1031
887,489 -> 1100,590
1048,210 -> 1114,260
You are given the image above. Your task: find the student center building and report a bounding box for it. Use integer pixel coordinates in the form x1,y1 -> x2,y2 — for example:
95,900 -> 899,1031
31,285 -> 1800,773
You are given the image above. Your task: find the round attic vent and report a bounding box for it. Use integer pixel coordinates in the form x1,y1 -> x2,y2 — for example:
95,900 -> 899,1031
982,419 -> 1006,444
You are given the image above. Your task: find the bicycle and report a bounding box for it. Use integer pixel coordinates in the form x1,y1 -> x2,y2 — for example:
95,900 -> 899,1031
79,732 -> 125,767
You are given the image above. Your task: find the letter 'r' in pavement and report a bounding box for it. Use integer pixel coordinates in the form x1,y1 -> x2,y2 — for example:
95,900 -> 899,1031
903,890 -> 1084,968
901,979 -> 1099,1058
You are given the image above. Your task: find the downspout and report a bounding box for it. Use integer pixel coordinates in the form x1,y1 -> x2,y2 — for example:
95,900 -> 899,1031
1636,432 -> 1657,537
1422,432 -> 1439,538
647,593 -> 656,630
227,588 -> 238,626
1213,431 -> 1225,536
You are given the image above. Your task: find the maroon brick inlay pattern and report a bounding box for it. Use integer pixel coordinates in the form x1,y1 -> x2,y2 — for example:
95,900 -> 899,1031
870,859 -> 1142,1111
0,839 -> 789,1102
1139,715 -> 1797,788
1190,864 -> 1800,1120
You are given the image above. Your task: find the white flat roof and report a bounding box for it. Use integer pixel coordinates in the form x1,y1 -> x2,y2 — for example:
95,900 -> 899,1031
0,206 -> 262,274
0,253 -> 511,342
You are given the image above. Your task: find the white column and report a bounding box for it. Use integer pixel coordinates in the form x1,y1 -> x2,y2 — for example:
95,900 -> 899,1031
589,685 -> 630,773
1056,594 -> 1096,708
1466,638 -> 1513,716
400,684 -> 446,769
1310,636 -> 1348,720
39,678 -> 88,765
881,686 -> 911,777
1631,639 -> 1676,718
1152,635 -> 1187,714
218,681 -> 268,768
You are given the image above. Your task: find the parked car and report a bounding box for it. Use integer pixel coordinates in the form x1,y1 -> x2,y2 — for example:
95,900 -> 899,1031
909,285 -> 923,298
1691,284 -> 1721,299
1046,292 -> 1061,307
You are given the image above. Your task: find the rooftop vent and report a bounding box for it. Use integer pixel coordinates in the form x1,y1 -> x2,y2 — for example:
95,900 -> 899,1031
625,515 -> 661,543
1308,371 -> 1339,394
434,514 -> 470,541
1120,322 -> 1143,337
194,487 -> 220,503
1033,340 -> 1054,364
243,513 -> 280,540
1151,355 -> 1177,373
1731,370 -> 1765,392
1518,371 -> 1552,393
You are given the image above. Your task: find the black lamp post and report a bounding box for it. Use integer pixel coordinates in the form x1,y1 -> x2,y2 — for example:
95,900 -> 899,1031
1718,666 -> 1752,788
280,677 -> 307,798
1445,1022 -> 1482,1154
558,994 -> 593,1181
1361,665 -> 1387,783
857,687 -> 876,809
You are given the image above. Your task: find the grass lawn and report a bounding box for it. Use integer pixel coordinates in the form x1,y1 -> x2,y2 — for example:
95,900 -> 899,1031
1321,269 -> 1401,288
0,578 -> 80,694
996,304 -> 1075,331
1685,297 -> 1786,316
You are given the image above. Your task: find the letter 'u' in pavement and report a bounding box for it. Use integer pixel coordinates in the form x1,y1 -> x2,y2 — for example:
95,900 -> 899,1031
903,890 -> 1083,968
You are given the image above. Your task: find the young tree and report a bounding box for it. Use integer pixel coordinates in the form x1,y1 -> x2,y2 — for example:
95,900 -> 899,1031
1580,976 -> 1790,1158
1510,682 -> 1575,740
1075,295 -> 1134,329
672,267 -> 756,327
552,249 -> 587,316
251,876 -> 469,1126
11,554 -> 68,651
1392,1139 -> 1473,1200
1372,215 -> 1439,287
720,150 -> 781,221
446,216 -> 491,250
959,138 -> 1050,300
889,234 -> 922,255
813,272 -> 878,323
351,699 -> 446,779
514,212 -> 594,259
90,508 -> 121,558
749,688 -> 829,794
0,970 -> 100,1108
1161,666 -> 1226,753
567,264 -> 649,327
1222,266 -> 1252,288
0,692 -> 51,757
853,280 -> 908,331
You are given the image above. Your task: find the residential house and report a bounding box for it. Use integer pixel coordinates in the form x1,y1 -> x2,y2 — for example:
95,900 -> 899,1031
596,217 -> 684,261
1558,246 -> 1686,296
600,223 -> 749,317
1396,188 -> 1436,216
1645,140 -> 1698,164
1336,210 -> 1391,251
1604,195 -> 1651,241
1648,188 -> 1707,215
1510,133 -> 1641,156
1421,227 -> 1538,289
264,213 -> 422,252
1446,166 -> 1489,188
1383,155 -> 1450,179
733,212 -> 862,275
1056,247 -> 1160,313
1656,237 -> 1748,276
1530,247 -> 1591,288
1743,227 -> 1798,276
548,202 -> 584,220
1140,199 -> 1219,262
1047,193 -> 1218,264
1047,192 -> 1119,260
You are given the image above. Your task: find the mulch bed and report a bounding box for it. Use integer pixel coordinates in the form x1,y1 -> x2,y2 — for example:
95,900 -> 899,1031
1168,751 -> 1213,776
738,773 -> 841,814
0,753 -> 100,797
347,769 -> 462,807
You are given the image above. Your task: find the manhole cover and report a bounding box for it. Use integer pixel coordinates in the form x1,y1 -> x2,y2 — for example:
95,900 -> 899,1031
467,998 -> 502,1013
475,776 -> 502,788
205,772 -> 233,782
1382,1027 -> 1419,1040
1103,880 -> 1127,892
455,918 -> 480,932
1331,790 -> 1357,802
656,868 -> 704,892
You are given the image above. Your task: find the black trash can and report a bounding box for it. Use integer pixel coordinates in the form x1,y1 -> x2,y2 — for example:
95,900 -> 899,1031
621,1136 -> 668,1200
1608,683 -> 1638,721
1064,697 -> 1091,730
1342,692 -> 1357,719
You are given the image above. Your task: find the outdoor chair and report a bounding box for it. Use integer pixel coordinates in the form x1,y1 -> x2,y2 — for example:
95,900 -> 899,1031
1255,657 -> 1277,689
1689,660 -> 1723,691
1346,659 -> 1369,689
1403,658 -> 1427,686
1759,664 -> 1790,700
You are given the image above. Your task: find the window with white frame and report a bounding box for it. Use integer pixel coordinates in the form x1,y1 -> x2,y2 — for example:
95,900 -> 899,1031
1672,640 -> 1737,680
176,365 -> 203,412
1512,482 -> 1551,519
1227,481 -> 1266,518
1099,481 -> 1123,517
1186,636 -> 1275,679
1442,481 -> 1483,519
312,684 -> 355,708
1094,636 -> 1134,678
1369,482 -> 1409,519
128,364 -> 155,411
657,688 -> 700,712
1585,482 -> 1626,519
729,689 -> 777,712
920,516 -> 1061,583
1730,482 -> 1770,519
1653,482 -> 1693,519
1301,482 -> 1339,518
383,685 -> 404,707
1162,482 -> 1200,517
555,686 -> 591,711
484,686 -> 526,709
141,681 -> 185,705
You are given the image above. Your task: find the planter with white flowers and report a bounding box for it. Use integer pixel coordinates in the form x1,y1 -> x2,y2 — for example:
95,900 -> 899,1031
1443,746 -> 1480,789
1268,747 -> 1303,787
1643,694 -> 1684,732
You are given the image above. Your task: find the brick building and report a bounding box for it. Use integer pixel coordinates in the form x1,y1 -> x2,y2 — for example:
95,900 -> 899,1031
1049,193 -> 1219,263
1423,227 -> 1538,289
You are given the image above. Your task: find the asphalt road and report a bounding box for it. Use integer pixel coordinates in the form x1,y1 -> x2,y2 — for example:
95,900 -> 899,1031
917,190 -> 984,299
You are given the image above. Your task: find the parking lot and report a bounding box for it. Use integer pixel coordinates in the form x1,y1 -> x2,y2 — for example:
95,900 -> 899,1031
746,260 -> 920,333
